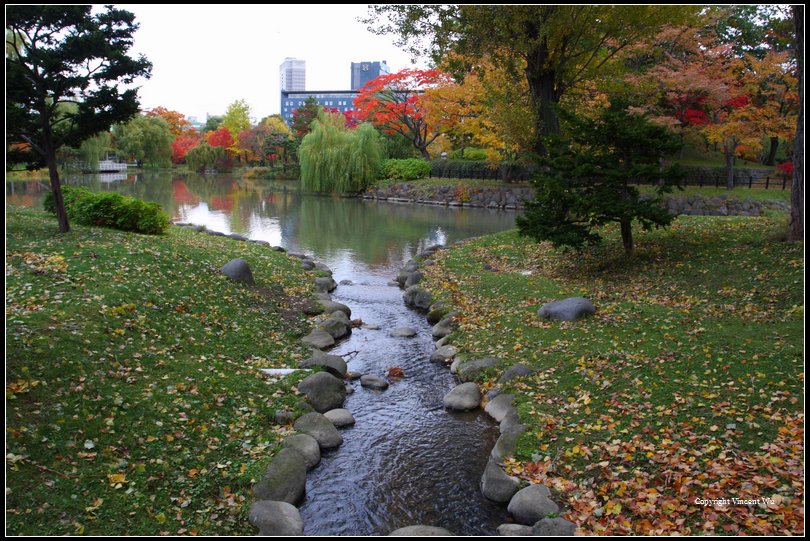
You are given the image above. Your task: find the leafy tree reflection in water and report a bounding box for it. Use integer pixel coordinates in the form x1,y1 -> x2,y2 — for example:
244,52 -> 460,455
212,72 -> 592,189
15,172 -> 516,264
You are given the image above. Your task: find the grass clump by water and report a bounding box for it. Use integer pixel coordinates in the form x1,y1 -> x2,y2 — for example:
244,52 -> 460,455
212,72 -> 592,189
423,214 -> 803,535
6,206 -> 315,535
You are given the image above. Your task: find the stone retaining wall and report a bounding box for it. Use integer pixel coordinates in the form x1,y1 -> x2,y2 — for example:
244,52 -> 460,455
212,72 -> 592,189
363,183 -> 789,216
363,184 -> 534,210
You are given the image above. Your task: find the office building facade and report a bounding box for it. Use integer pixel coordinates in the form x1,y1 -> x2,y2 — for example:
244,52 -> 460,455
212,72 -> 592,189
351,60 -> 390,90
280,90 -> 357,125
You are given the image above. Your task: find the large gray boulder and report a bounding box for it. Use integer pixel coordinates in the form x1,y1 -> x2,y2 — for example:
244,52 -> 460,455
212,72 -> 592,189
500,411 -> 525,434
300,353 -> 347,378
507,484 -> 559,525
315,276 -> 338,294
537,297 -> 595,321
301,329 -> 336,350
313,262 -> 333,274
402,260 -> 420,273
391,327 -> 418,338
426,304 -> 451,325
481,458 -> 520,503
404,271 -> 423,288
396,271 -> 410,288
220,258 -> 255,285
532,517 -> 577,536
443,382 -> 482,411
324,408 -> 356,427
319,299 -> 352,318
457,357 -> 500,383
499,364 -> 534,384
252,447 -> 307,504
491,425 -> 525,463
281,433 -> 320,470
484,393 -> 516,423
430,345 -> 458,364
496,524 -> 534,536
389,526 -> 454,536
317,312 -> 351,340
431,315 -> 458,340
403,286 -> 433,311
360,374 -> 389,391
297,372 -> 346,413
294,412 -> 343,450
249,500 -> 304,536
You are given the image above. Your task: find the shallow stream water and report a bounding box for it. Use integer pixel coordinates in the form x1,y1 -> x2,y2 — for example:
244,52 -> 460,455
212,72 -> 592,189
8,171 -> 517,534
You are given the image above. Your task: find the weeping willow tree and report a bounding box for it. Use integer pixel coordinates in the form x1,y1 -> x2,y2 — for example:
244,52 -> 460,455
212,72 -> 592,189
299,111 -> 382,193
185,142 -> 227,172
77,131 -> 111,171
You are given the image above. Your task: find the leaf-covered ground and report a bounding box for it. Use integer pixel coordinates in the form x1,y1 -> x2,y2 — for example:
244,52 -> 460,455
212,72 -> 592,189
6,206 -> 314,535
422,215 -> 803,535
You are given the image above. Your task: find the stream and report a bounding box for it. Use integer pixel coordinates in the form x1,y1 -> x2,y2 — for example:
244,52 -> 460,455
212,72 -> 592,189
297,243 -> 509,535
7,172 -> 517,534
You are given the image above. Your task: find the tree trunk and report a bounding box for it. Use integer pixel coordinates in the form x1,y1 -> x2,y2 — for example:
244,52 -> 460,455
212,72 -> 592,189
526,71 -> 560,157
525,38 -> 560,157
40,115 -> 70,233
46,149 -> 70,233
789,5 -> 804,242
764,136 -> 779,166
620,219 -> 634,256
725,140 -> 736,190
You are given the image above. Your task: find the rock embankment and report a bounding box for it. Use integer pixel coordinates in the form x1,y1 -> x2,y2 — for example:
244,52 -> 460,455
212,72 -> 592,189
362,183 -> 789,216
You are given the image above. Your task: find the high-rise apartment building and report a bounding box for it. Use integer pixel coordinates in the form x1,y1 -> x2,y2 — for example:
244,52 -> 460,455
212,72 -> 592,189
350,60 -> 390,90
279,57 -> 306,92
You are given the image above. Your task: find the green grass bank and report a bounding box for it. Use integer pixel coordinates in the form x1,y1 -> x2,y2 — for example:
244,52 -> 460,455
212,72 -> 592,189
422,215 -> 804,535
6,206 -> 314,535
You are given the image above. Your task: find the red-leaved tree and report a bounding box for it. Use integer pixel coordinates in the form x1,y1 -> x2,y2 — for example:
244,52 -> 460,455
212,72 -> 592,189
171,131 -> 200,164
353,68 -> 453,159
205,127 -> 234,149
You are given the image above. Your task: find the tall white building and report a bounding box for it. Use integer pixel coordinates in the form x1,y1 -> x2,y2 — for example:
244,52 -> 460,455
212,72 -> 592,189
279,57 -> 306,92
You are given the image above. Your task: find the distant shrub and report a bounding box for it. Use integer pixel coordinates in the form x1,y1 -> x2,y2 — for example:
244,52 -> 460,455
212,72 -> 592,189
44,186 -> 170,235
449,147 -> 488,161
379,158 -> 432,181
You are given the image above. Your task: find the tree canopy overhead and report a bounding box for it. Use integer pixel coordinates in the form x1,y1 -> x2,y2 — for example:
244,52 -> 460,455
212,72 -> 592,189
6,5 -> 152,232
364,5 -> 699,155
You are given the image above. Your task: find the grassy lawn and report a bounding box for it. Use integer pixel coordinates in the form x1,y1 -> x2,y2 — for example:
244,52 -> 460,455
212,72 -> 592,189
6,206 -> 314,535
423,215 -> 803,535
640,185 -> 792,204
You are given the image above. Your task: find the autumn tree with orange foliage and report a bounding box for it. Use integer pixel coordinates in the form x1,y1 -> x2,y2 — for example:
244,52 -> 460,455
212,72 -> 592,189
353,68 -> 453,159
146,107 -> 193,138
425,55 -> 533,161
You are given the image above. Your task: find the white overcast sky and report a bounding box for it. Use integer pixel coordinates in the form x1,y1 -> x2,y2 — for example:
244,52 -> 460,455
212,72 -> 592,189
114,4 -> 424,122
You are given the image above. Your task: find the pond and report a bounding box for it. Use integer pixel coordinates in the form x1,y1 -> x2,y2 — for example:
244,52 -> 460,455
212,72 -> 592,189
7,171 -> 518,535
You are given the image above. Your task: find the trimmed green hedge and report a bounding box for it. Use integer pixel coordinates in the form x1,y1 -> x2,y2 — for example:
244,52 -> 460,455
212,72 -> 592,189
44,186 -> 170,235
380,158 -> 432,181
449,147 -> 488,161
